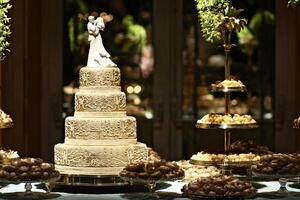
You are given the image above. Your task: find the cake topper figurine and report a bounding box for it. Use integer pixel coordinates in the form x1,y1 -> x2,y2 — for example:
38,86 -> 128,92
87,12 -> 116,68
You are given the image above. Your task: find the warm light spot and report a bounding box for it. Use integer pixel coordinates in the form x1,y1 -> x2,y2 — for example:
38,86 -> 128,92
134,85 -> 142,94
127,86 -> 134,93
133,97 -> 141,105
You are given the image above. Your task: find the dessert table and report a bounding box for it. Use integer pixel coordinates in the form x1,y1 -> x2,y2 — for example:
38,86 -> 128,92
1,181 -> 300,199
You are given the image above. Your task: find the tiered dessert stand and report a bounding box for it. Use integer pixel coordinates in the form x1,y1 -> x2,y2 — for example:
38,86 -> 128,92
194,35 -> 258,170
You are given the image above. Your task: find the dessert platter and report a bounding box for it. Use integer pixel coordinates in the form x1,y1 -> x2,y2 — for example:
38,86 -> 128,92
182,175 -> 257,199
196,114 -> 258,129
176,160 -> 221,182
229,140 -> 273,155
120,159 -> 184,192
0,109 -> 13,129
251,153 -> 300,178
250,153 -> 300,195
211,79 -> 246,92
0,150 -> 60,193
53,13 -> 149,187
190,152 -> 260,168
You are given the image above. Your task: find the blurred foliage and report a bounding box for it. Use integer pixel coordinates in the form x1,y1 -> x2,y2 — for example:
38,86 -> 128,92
237,10 -> 274,55
114,15 -> 147,53
66,0 -> 88,54
0,0 -> 11,61
249,10 -> 275,35
195,0 -> 230,43
195,0 -> 247,44
288,0 -> 300,7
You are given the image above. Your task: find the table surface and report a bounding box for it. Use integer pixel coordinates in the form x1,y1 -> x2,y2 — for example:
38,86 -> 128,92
1,181 -> 300,199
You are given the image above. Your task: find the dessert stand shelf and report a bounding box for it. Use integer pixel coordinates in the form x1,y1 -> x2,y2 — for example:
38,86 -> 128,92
195,123 -> 258,129
189,159 -> 258,168
211,85 -> 247,93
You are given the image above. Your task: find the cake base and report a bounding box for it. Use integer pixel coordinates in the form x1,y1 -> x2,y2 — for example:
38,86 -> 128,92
54,143 -> 148,174
55,165 -> 124,176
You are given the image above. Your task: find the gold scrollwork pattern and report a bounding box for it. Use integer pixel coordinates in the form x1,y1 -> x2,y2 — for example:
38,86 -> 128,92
75,92 -> 126,112
54,143 -> 148,167
65,116 -> 136,140
80,67 -> 120,87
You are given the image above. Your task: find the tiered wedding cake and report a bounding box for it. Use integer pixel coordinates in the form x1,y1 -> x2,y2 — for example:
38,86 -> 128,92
54,14 -> 148,176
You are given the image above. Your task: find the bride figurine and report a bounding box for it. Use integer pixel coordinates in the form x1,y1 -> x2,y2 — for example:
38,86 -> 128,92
87,13 -> 116,68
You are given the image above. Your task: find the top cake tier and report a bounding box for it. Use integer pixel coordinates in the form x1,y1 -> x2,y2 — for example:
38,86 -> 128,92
80,67 -> 120,87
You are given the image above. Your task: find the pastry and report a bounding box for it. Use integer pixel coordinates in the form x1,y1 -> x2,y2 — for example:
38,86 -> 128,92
211,79 -> 245,88
0,157 -> 59,181
120,159 -> 184,179
0,109 -> 13,127
293,117 -> 300,128
191,152 -> 260,164
251,153 -> 300,175
197,114 -> 256,125
182,175 -> 256,197
176,160 -> 220,181
0,149 -> 19,165
230,140 -> 273,155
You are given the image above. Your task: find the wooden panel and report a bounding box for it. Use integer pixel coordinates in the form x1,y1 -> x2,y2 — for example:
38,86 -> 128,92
153,0 -> 183,160
169,0 -> 183,160
24,0 -> 42,157
2,0 -> 26,155
275,1 -> 300,152
153,0 -> 172,158
40,0 -> 63,162
295,4 -> 300,149
1,0 -> 63,160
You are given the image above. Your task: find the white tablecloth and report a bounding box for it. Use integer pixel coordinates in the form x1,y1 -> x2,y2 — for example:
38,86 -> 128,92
0,181 -> 300,199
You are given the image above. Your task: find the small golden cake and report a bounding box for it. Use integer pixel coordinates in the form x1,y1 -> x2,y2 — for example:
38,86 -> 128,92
0,149 -> 19,165
212,79 -> 245,88
293,117 -> 300,128
0,109 -> 13,127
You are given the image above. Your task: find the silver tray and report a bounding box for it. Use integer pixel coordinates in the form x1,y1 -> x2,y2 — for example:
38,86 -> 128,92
183,192 -> 256,200
190,159 -> 259,168
195,122 -> 258,129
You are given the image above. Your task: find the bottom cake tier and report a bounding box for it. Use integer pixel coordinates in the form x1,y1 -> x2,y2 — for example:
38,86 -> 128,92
54,142 -> 148,176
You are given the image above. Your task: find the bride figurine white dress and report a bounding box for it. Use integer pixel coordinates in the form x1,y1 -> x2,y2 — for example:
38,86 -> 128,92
87,15 -> 116,68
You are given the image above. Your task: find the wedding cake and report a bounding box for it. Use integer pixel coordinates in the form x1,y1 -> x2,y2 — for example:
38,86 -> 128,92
54,14 -> 148,176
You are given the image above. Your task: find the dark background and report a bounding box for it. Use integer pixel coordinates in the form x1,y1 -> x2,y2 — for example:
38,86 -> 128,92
1,0 -> 300,162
